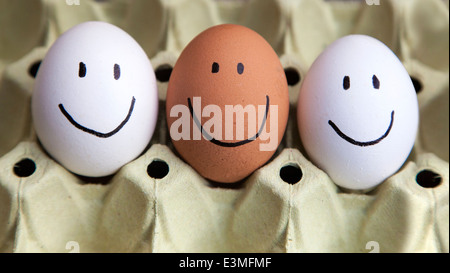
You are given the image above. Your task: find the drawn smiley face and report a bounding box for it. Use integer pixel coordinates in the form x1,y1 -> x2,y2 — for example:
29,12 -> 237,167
166,24 -> 289,183
32,22 -> 158,177
57,61 -> 136,138
186,61 -> 271,148
297,35 -> 419,190
328,74 -> 394,147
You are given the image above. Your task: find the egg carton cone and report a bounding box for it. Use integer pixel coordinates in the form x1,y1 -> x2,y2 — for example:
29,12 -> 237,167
0,0 -> 448,253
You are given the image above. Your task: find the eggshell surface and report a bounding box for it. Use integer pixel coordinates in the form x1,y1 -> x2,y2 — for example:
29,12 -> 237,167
32,21 -> 158,177
297,35 -> 419,190
166,24 -> 289,183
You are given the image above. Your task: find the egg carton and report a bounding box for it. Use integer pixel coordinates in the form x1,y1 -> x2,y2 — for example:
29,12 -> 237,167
0,0 -> 448,253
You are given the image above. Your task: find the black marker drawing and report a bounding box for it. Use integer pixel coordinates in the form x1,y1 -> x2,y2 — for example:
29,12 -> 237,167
343,75 -> 350,90
372,74 -> 380,89
59,96 -> 136,138
79,62 -> 86,78
212,62 -> 219,73
114,64 -> 121,80
328,110 -> 394,147
237,63 -> 244,74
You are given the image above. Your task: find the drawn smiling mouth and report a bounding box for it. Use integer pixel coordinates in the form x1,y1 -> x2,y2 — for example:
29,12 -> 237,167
59,96 -> 136,138
187,95 -> 270,147
328,110 -> 394,147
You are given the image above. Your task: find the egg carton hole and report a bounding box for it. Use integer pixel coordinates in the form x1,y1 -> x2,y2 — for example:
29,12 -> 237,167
28,60 -> 42,79
410,76 -> 423,94
147,159 -> 169,179
279,163 -> 303,184
13,158 -> 36,177
284,67 -> 301,86
416,169 -> 442,188
155,64 -> 173,83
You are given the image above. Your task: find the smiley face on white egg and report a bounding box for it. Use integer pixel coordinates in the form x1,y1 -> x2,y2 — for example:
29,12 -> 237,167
32,21 -> 158,177
297,35 -> 419,190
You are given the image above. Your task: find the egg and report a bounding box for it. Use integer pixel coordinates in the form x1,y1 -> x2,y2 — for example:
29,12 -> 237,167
297,35 -> 419,191
32,21 -> 158,177
166,24 -> 289,183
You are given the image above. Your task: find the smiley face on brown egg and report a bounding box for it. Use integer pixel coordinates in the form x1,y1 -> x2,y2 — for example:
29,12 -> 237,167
166,24 -> 289,183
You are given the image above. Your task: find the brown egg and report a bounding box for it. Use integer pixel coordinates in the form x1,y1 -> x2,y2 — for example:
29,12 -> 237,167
166,24 -> 289,183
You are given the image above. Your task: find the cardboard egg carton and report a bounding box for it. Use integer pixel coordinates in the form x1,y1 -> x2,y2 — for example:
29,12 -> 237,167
0,0 -> 448,252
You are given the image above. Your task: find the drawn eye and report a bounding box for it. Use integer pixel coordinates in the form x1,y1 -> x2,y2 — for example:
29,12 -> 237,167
114,64 -> 120,80
237,62 -> 244,74
79,62 -> 86,78
372,75 -> 380,89
212,62 -> 219,73
343,75 -> 350,90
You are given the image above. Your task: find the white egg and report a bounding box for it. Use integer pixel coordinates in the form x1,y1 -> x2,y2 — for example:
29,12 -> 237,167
32,21 -> 158,177
297,35 -> 419,190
